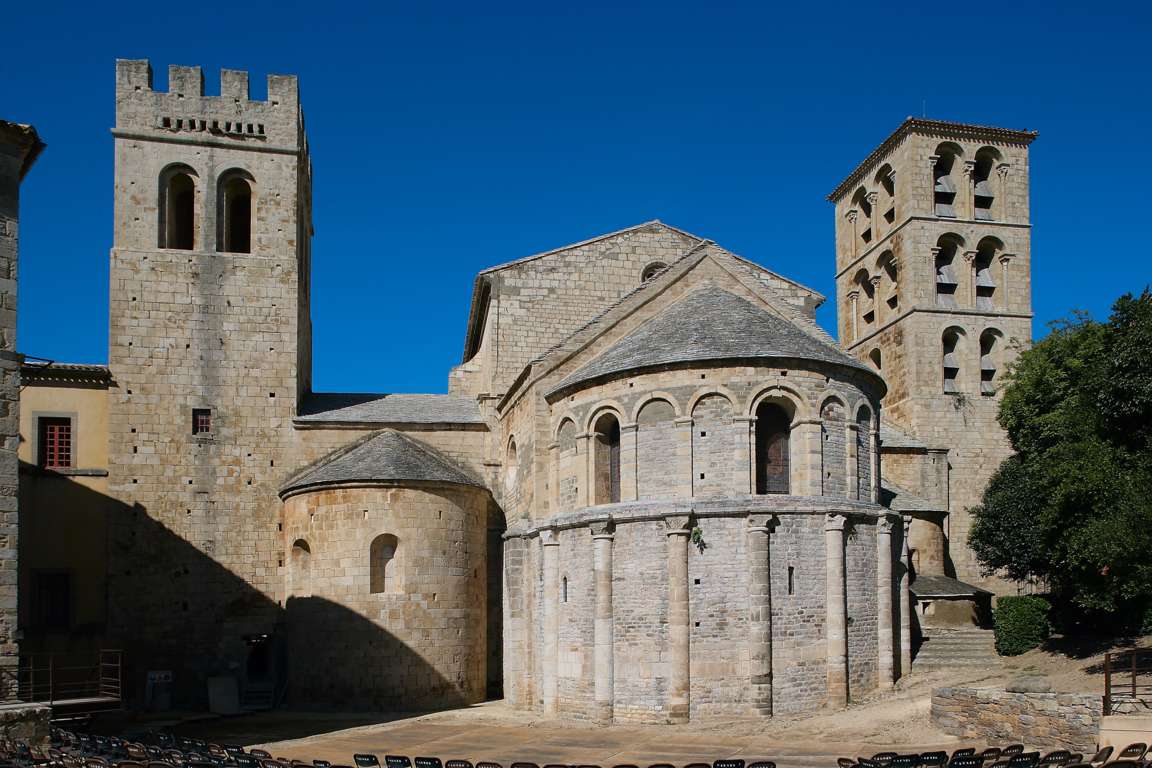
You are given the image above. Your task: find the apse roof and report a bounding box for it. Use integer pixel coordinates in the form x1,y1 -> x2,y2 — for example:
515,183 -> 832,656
280,429 -> 485,498
549,284 -> 874,396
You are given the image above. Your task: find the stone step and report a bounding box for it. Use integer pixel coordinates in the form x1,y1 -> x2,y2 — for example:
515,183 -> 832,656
912,629 -> 1000,670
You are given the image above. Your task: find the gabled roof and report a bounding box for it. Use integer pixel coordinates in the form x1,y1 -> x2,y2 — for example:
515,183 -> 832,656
911,573 -> 993,598
828,117 -> 1039,203
296,392 -> 484,427
280,429 -> 484,498
548,283 -> 874,397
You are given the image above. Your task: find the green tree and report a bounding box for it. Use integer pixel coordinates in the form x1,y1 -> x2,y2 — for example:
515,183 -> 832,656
969,289 -> 1152,618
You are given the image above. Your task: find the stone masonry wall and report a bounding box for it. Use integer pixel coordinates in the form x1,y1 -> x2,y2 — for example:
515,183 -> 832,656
281,483 -> 488,709
932,686 -> 1102,753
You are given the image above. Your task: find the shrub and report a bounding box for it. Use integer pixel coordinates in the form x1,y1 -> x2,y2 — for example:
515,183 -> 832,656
994,595 -> 1052,655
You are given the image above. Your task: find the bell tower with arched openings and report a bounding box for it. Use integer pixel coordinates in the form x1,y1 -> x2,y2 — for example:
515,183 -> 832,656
106,60 -> 313,704
828,118 -> 1037,592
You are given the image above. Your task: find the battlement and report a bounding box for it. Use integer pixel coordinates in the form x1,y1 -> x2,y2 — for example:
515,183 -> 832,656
114,59 -> 303,150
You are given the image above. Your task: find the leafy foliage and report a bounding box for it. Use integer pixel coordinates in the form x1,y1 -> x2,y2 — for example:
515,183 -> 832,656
969,289 -> 1152,616
993,595 -> 1051,656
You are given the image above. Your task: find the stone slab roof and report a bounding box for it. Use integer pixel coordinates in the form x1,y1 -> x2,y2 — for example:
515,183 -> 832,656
880,479 -> 942,513
20,361 -> 112,388
0,120 -> 46,179
880,422 -> 927,450
280,429 -> 485,498
911,573 -> 993,598
549,284 -> 874,396
296,392 -> 484,426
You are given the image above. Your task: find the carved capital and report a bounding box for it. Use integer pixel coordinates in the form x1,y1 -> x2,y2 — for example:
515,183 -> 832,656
825,512 -> 848,532
930,246 -> 942,257
961,160 -> 976,176
869,275 -> 883,288
747,513 -> 780,534
865,191 -> 879,206
589,519 -> 615,539
847,290 -> 861,302
928,154 -> 940,168
876,514 -> 898,536
962,250 -> 978,263
998,252 -> 1015,266
540,527 -> 560,547
673,417 -> 694,427
620,422 -> 639,434
996,162 -> 1011,179
845,209 -> 858,224
664,515 -> 693,536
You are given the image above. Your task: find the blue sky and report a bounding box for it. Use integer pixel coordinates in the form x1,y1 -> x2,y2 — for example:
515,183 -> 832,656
4,1 -> 1148,393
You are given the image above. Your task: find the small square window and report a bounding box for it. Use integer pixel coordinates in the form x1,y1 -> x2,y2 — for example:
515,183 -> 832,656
192,408 -> 213,435
38,417 -> 73,469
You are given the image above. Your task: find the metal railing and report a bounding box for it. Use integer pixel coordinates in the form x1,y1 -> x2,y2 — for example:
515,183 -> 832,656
1104,649 -> 1152,716
0,650 -> 122,706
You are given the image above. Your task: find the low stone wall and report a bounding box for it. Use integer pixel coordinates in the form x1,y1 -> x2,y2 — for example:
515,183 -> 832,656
932,686 -> 1102,753
0,703 -> 51,745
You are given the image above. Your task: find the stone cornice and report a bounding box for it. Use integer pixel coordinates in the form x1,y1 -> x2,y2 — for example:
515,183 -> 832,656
111,128 -> 301,156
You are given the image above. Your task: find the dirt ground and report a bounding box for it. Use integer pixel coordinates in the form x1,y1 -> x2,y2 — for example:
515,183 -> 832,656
103,634 -> 1144,765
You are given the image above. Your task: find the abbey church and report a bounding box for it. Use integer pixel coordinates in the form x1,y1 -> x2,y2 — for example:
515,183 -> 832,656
10,60 -> 1035,720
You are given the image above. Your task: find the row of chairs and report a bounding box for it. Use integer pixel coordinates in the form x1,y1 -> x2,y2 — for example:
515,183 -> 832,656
843,744 -> 1152,768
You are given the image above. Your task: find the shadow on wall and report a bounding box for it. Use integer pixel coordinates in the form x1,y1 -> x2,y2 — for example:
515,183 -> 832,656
21,463 -> 492,712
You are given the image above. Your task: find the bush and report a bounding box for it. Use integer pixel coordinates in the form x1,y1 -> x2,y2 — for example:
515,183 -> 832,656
994,595 -> 1052,656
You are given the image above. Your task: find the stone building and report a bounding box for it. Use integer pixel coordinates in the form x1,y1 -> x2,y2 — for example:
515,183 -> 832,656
0,120 -> 44,689
13,60 -> 1037,717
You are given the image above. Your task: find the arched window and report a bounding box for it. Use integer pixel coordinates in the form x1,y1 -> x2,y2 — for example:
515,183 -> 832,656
592,412 -> 621,505
504,438 -> 518,493
869,348 -> 882,371
973,147 -> 1002,220
942,327 -> 965,393
974,236 -> 1002,311
159,166 -> 197,250
641,262 -> 668,283
875,164 -> 896,226
370,534 -> 398,594
933,144 -> 963,218
289,539 -> 312,597
755,401 -> 791,495
852,187 -> 873,245
879,251 -> 898,313
980,329 -> 1002,395
218,171 -> 253,253
561,576 -> 568,603
935,234 -> 962,308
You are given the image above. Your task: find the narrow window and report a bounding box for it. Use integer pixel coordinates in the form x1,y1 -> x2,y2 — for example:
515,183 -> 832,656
370,534 -> 398,594
853,187 -> 873,244
592,413 -> 621,504
219,173 -> 253,253
755,402 -> 791,494
290,539 -> 312,598
32,572 -> 72,632
192,408 -> 212,435
935,236 -> 960,308
856,270 -> 875,327
943,328 -> 963,393
974,237 -> 1002,311
973,147 -> 1001,220
869,348 -> 882,370
980,330 -> 1000,395
159,169 -> 196,250
933,145 -> 961,217
880,251 -> 898,311
38,417 -> 73,469
561,576 -> 568,603
787,566 -> 795,595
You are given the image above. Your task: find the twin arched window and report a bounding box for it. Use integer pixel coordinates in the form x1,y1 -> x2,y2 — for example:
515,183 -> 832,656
158,166 -> 254,253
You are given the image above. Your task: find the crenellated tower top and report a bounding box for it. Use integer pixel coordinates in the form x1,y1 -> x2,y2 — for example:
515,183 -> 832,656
114,59 -> 303,150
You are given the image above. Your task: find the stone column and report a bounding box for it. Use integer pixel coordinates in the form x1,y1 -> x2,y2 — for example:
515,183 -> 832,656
620,423 -> 639,502
876,515 -> 896,690
540,528 -> 560,714
847,290 -> 860,342
846,209 -> 858,259
825,512 -> 848,708
665,514 -> 692,723
927,154 -> 940,216
962,160 -> 976,219
996,163 -> 1011,221
591,520 -> 615,723
866,191 -> 880,239
899,514 -> 913,678
869,423 -> 880,504
674,416 -> 694,498
747,513 -> 778,716
999,254 -> 1014,313
734,416 -> 755,494
575,433 -> 592,508
870,275 -> 883,325
962,250 -> 977,309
